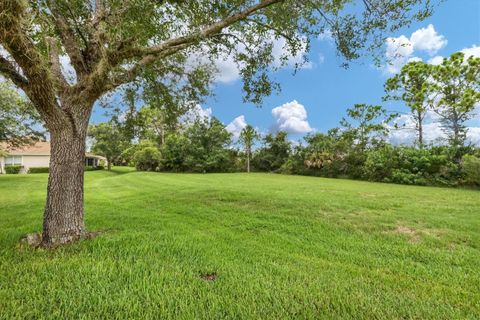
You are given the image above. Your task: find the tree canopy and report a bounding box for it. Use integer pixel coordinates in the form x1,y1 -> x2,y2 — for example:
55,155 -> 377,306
0,81 -> 44,149
430,52 -> 480,146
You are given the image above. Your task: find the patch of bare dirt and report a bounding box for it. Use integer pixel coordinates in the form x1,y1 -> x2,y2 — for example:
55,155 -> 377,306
388,226 -> 421,243
200,272 -> 218,282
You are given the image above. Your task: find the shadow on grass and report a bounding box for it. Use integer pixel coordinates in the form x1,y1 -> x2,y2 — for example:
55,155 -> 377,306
107,166 -> 136,175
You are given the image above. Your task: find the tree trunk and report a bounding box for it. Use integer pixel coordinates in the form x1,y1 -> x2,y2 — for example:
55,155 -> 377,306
107,158 -> 112,171
452,110 -> 460,147
417,110 -> 423,147
247,149 -> 250,173
41,127 -> 87,246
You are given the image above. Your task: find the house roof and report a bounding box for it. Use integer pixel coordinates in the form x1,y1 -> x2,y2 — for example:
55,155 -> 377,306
0,141 -> 51,155
1,141 -> 106,160
86,153 -> 107,160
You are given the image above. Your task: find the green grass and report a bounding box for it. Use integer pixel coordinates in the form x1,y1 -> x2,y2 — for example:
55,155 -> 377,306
1,170 -> 479,319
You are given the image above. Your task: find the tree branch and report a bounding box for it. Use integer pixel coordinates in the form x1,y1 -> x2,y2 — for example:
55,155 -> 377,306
0,56 -> 29,90
46,37 -> 69,90
85,0 -> 285,99
118,0 -> 285,61
245,18 -> 293,41
102,43 -> 191,94
0,1 -> 68,130
47,2 -> 88,75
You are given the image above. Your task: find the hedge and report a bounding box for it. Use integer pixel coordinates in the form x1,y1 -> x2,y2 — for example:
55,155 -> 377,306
28,167 -> 49,174
85,165 -> 104,171
5,165 -> 23,174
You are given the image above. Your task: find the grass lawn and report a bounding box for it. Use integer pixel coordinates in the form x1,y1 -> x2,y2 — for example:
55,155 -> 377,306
0,169 -> 479,319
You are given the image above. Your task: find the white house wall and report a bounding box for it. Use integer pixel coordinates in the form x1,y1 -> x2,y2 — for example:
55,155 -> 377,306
21,155 -> 50,173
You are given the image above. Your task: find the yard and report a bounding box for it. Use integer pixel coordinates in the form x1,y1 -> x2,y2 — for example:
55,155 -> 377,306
0,169 -> 479,319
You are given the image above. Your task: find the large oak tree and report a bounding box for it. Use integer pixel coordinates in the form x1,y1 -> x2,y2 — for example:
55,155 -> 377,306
0,0 -> 434,246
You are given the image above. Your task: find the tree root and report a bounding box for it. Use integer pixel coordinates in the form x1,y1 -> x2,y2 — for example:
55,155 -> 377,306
19,230 -> 105,249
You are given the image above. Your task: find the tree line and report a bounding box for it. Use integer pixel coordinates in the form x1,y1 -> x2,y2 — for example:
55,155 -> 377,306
89,53 -> 480,187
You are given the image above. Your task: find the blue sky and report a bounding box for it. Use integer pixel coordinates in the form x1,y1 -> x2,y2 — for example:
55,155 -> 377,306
92,0 -> 480,144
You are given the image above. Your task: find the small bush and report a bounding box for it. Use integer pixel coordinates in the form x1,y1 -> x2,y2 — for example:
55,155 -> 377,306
28,167 -> 49,174
462,154 -> 480,186
85,166 -> 103,171
134,147 -> 161,171
5,165 -> 23,174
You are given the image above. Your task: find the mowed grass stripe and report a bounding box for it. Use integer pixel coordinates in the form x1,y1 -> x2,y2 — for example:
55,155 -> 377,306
0,170 -> 479,319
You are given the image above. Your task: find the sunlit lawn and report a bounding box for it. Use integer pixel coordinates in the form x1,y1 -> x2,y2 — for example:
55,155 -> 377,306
0,169 -> 479,319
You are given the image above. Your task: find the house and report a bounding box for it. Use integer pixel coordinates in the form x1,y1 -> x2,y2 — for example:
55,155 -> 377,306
0,141 -> 106,174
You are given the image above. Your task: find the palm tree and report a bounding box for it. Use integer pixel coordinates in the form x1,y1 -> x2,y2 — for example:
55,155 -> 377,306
239,125 -> 258,173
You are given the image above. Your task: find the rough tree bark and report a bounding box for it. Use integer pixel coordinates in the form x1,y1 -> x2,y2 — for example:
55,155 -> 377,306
41,102 -> 92,247
43,130 -> 86,245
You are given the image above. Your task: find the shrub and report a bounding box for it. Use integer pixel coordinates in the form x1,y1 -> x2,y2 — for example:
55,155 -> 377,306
462,154 -> 480,186
85,166 -> 103,171
5,165 -> 23,174
363,145 -> 397,182
134,146 -> 161,171
160,134 -> 189,172
28,167 -> 49,174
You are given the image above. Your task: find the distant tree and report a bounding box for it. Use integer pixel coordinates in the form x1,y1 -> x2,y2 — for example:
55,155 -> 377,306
384,61 -> 433,146
135,103 -> 188,146
462,154 -> 480,186
0,82 -> 43,149
88,122 -> 129,170
239,125 -> 258,173
430,52 -> 480,147
160,117 -> 232,172
134,146 -> 161,171
136,105 -> 167,145
253,131 -> 291,172
340,104 -> 396,151
160,133 -> 190,172
184,118 -> 233,172
301,128 -> 353,177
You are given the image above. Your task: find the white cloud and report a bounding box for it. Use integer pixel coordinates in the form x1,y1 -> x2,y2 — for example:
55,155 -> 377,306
425,45 -> 480,66
271,100 -> 313,134
388,112 -> 480,146
0,45 -> 9,60
180,104 -> 212,125
385,25 -> 447,74
271,36 -> 312,70
318,30 -> 333,42
467,127 -> 480,146
0,45 -> 20,84
388,117 -> 446,145
408,56 -> 423,63
225,115 -> 247,139
428,56 -> 444,65
461,45 -> 480,59
59,55 -> 77,85
318,53 -> 325,64
188,32 -> 312,84
410,24 -> 447,55
211,55 -> 241,83
385,35 -> 414,74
